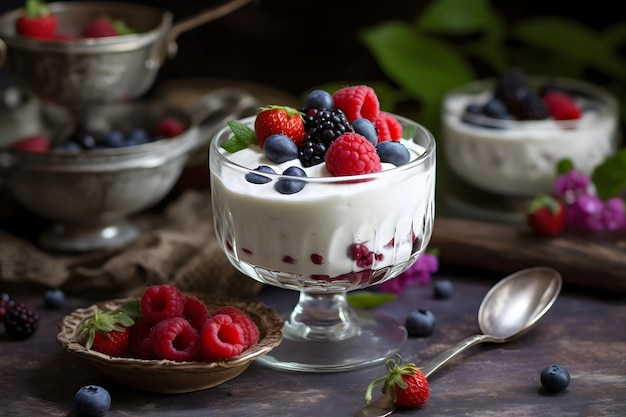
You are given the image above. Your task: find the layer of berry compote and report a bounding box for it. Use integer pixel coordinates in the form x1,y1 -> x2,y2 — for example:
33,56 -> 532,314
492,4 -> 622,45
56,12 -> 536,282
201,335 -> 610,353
209,86 -> 436,291
441,68 -> 619,197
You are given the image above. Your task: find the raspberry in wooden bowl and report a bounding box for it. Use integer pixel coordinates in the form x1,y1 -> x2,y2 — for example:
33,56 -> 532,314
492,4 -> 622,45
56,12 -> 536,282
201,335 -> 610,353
56,294 -> 283,394
441,68 -> 620,197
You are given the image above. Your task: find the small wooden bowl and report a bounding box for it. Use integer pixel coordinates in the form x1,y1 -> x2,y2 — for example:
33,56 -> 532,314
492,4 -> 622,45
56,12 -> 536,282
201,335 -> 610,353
56,297 -> 283,394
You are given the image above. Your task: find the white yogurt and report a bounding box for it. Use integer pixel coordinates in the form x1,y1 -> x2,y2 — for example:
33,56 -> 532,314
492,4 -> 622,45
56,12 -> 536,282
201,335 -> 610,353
209,116 -> 436,291
441,77 -> 620,197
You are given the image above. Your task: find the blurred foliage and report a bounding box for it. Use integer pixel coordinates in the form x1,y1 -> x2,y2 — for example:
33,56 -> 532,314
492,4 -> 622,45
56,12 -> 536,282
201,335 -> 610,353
314,0 -> 626,137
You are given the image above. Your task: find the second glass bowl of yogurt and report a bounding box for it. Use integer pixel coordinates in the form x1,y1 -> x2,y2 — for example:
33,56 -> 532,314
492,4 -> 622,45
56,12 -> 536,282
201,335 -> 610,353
441,76 -> 620,197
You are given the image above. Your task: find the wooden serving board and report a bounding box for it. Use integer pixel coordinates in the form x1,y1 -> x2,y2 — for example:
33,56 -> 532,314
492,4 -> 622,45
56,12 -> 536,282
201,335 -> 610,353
430,217 -> 626,294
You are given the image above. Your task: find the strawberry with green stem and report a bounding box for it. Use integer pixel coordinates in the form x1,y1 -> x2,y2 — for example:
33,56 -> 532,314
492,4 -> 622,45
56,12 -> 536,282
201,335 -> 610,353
81,300 -> 141,357
15,0 -> 57,39
527,195 -> 566,236
254,105 -> 305,148
364,354 -> 430,408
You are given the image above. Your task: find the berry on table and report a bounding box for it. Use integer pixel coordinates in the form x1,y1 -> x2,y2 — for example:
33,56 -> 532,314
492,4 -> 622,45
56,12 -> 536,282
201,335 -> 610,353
43,288 -> 65,309
433,279 -> 453,299
364,354 -> 429,408
405,309 -> 436,337
0,292 -> 15,321
74,385 -> 111,417
4,302 -> 39,340
540,364 -> 570,393
526,195 -> 566,236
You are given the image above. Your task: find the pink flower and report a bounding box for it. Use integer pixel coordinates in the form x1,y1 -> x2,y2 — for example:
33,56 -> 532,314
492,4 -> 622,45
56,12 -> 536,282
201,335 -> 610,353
375,252 -> 439,294
602,197 -> 626,231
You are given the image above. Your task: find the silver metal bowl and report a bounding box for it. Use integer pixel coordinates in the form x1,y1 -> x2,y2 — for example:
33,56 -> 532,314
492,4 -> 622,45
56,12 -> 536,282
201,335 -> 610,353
0,88 -> 259,252
0,0 -> 252,108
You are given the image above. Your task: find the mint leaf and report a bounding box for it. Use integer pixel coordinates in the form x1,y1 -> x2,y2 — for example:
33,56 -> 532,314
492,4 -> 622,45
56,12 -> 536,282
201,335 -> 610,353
416,0 -> 499,34
592,149 -> 626,200
557,159 -> 574,175
220,120 -> 257,153
347,291 -> 397,309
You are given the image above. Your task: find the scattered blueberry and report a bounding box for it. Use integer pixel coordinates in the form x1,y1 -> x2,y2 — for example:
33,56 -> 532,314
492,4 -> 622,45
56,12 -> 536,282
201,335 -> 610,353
74,385 -> 111,416
245,165 -> 276,184
376,141 -> 410,166
352,117 -> 378,146
263,134 -> 298,163
43,288 -> 65,309
433,279 -> 453,299
304,89 -> 334,110
73,131 -> 98,149
405,309 -> 436,337
275,166 -> 307,194
52,140 -> 82,152
540,364 -> 570,393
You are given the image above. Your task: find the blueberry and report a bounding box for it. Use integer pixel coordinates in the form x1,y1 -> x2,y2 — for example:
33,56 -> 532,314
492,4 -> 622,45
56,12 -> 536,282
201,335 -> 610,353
74,385 -> 111,416
433,279 -> 453,299
72,131 -> 98,150
465,103 -> 484,115
483,97 -> 513,120
275,166 -> 307,194
304,89 -> 334,110
540,364 -> 570,393
263,134 -> 298,163
43,289 -> 65,309
245,165 -> 276,184
405,309 -> 436,337
125,128 -> 151,146
99,129 -> 125,148
376,141 -> 410,166
352,117 -> 378,146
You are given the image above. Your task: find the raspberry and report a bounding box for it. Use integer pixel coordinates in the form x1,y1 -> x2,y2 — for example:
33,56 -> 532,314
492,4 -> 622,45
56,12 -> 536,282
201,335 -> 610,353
140,284 -> 186,325
155,117 -> 186,138
150,317 -> 201,361
373,112 -> 403,142
129,318 -> 155,359
4,302 -> 39,340
332,85 -> 380,123
200,314 -> 246,360
9,135 -> 50,153
183,295 -> 209,331
213,306 -> 260,348
325,132 -> 382,177
0,292 -> 15,321
543,91 -> 582,120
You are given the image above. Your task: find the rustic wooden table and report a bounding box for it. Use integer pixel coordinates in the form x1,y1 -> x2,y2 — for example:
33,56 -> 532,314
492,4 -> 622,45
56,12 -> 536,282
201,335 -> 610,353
1,268 -> 625,417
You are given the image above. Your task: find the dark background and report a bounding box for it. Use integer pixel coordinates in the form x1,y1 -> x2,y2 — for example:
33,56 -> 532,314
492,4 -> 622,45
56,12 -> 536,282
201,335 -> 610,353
1,0 -> 624,98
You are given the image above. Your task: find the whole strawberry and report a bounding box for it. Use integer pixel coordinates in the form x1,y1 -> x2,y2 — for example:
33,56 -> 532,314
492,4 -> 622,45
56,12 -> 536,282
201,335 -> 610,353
15,0 -> 58,39
254,105 -> 305,148
81,16 -> 134,38
527,195 -> 565,236
81,300 -> 141,357
364,355 -> 429,408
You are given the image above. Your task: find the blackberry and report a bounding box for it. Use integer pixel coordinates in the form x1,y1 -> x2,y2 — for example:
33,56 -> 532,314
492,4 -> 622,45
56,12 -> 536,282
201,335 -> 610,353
299,108 -> 353,167
4,302 -> 39,340
494,67 -> 549,120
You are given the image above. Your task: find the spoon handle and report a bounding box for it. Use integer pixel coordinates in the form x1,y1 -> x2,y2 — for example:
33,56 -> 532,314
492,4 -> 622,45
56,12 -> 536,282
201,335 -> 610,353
421,333 -> 493,378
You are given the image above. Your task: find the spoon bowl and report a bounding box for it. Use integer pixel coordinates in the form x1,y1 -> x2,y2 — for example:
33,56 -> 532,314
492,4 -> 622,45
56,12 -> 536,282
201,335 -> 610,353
355,266 -> 562,417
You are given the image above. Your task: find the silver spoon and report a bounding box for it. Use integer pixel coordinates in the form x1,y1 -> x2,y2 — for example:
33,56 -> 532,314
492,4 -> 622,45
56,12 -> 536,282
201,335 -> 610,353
354,266 -> 563,417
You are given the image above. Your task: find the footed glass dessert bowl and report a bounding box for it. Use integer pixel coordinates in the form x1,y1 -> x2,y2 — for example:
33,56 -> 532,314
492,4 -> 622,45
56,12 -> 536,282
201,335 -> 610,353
209,114 -> 436,372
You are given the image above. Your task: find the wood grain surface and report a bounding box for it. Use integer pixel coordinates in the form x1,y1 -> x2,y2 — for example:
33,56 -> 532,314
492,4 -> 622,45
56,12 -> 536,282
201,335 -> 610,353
431,217 -> 626,294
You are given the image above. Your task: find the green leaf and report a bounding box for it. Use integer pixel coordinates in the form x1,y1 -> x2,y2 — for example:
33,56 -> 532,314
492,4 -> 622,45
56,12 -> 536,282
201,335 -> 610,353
220,120 -> 257,153
114,299 -> 142,319
347,291 -> 397,309
415,0 -> 498,34
513,17 -> 626,78
361,21 -> 475,131
556,159 -> 574,175
592,149 -> 626,200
